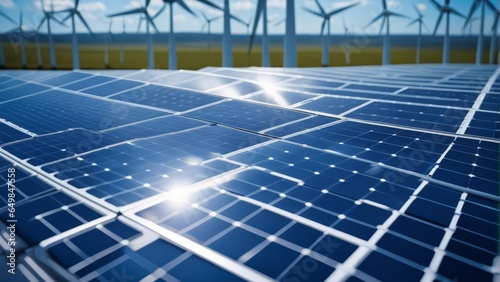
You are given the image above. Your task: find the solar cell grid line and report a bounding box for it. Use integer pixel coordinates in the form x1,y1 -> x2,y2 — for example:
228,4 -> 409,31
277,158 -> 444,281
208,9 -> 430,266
80,78 -> 146,97
37,72 -> 93,87
59,74 -> 117,92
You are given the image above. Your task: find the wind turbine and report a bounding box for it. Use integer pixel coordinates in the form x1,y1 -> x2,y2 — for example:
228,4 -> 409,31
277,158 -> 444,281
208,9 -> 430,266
303,0 -> 359,67
284,0 -> 297,67
463,0 -> 497,65
365,0 -> 407,65
342,17 -> 351,64
407,3 -> 428,64
7,12 -> 27,68
0,11 -> 16,68
120,17 -> 125,64
104,19 -> 114,67
58,0 -> 93,70
464,17 -> 480,35
201,12 -> 222,50
249,0 -> 271,67
109,0 -> 159,69
488,0 -> 499,64
428,0 -> 465,64
37,0 -> 62,69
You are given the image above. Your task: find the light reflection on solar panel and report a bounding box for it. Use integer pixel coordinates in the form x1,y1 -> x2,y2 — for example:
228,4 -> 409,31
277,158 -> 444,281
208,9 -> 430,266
0,65 -> 498,282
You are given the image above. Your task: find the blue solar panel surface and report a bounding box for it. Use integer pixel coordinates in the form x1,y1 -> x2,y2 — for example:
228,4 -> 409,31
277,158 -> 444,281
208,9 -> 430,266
0,65 -> 498,282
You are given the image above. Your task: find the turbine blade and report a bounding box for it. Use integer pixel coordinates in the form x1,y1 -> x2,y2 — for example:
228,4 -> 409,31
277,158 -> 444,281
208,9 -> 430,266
412,2 -> 422,17
195,0 -> 223,11
137,17 -> 142,33
433,11 -> 444,35
77,12 -> 92,34
427,0 -> 443,11
19,11 -> 23,27
407,18 -> 419,27
327,2 -> 360,17
37,17 -> 46,30
249,0 -> 263,53
201,11 -> 208,21
379,16 -> 386,35
313,0 -> 325,16
230,14 -> 248,26
486,0 -> 497,13
41,0 -> 45,11
201,22 -> 207,32
303,7 -> 323,18
364,12 -> 384,29
382,0 -> 387,10
177,0 -> 196,17
451,8 -> 466,19
389,11 -> 409,19
0,10 -> 16,24
108,8 -> 144,18
153,3 -> 167,19
493,14 -> 500,31
146,0 -> 151,8
274,18 -> 285,26
62,12 -> 72,23
422,20 -> 430,32
463,0 -> 481,28
146,13 -> 159,33
75,0 -> 79,8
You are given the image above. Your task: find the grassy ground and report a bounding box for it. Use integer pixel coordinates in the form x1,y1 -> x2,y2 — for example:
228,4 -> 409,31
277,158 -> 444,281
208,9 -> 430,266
2,42 -> 485,70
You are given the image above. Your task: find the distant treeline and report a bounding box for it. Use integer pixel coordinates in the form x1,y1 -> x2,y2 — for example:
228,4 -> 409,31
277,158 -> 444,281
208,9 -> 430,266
2,32 -> 483,49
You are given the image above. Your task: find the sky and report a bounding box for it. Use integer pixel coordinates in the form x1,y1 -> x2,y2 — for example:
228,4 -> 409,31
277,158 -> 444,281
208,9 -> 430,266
0,0 -> 498,36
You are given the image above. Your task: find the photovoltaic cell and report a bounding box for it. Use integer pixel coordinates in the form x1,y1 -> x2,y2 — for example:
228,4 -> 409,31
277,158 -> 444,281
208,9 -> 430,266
0,65 -> 497,282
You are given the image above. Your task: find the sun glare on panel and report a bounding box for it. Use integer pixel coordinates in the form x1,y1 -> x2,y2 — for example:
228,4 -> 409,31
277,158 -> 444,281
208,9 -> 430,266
258,81 -> 289,107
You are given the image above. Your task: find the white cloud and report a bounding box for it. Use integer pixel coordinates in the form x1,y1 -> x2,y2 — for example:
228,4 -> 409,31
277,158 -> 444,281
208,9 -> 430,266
34,0 -> 73,11
0,0 -> 15,8
268,0 -> 285,9
417,3 -> 427,11
388,0 -> 400,9
174,14 -> 187,23
331,0 -> 369,9
232,0 -> 254,11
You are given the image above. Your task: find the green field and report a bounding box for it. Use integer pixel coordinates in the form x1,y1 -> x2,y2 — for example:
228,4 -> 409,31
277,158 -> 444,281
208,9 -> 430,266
2,42 -> 486,70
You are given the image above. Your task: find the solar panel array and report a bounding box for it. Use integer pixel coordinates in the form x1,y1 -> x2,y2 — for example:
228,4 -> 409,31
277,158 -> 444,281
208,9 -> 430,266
0,64 -> 498,282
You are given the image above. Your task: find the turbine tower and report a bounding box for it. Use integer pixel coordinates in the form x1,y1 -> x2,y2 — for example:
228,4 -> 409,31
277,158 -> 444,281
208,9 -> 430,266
0,11 -> 16,68
59,0 -> 93,70
488,0 -> 499,64
37,0 -> 62,69
120,17 -> 125,64
201,12 -> 222,50
249,0 -> 271,67
104,19 -> 114,67
365,0 -> 407,65
284,0 -> 297,67
342,17 -> 351,64
303,0 -> 359,67
464,0 -> 497,65
109,0 -> 159,69
428,0 -> 465,64
407,3 -> 428,64
218,0 -> 246,67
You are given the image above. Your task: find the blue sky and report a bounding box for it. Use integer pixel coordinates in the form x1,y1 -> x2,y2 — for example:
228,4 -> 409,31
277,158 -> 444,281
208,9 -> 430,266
0,0 -> 497,35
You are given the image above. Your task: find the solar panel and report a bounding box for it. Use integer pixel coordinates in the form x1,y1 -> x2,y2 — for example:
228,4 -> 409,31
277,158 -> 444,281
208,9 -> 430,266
0,65 -> 498,282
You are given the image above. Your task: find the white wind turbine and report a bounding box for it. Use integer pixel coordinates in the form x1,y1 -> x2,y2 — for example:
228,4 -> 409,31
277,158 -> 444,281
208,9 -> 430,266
488,0 -> 498,64
303,0 -> 359,67
407,3 -> 428,64
201,12 -> 222,50
365,0 -> 407,65
342,17 -> 351,64
463,0 -> 497,64
428,0 -> 465,64
59,0 -> 93,70
109,0 -> 160,69
104,19 -> 114,67
37,0 -> 63,69
120,17 -> 125,64
0,11 -> 16,68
